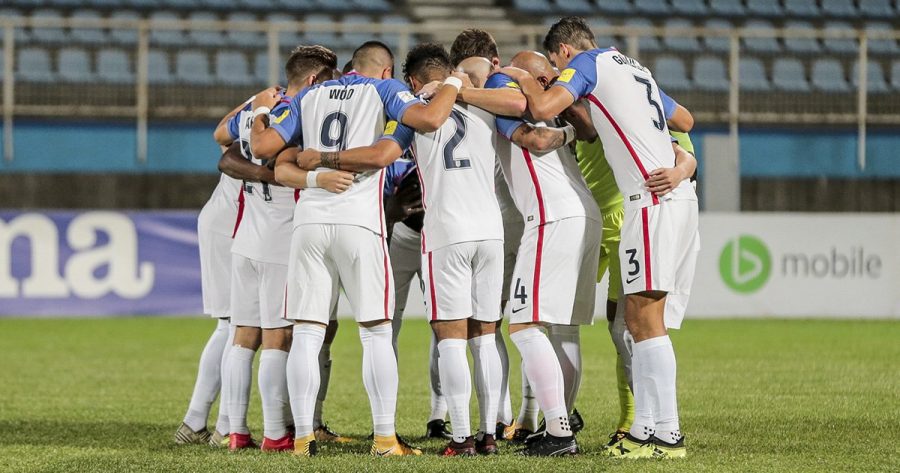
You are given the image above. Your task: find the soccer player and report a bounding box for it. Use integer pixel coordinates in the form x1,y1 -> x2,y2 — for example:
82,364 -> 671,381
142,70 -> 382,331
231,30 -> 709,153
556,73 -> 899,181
505,17 -> 701,458
261,40 -> 460,457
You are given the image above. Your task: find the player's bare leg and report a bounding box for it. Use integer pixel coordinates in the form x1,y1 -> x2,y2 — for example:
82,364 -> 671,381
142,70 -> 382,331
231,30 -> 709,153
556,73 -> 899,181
432,319 -> 475,456
313,318 -> 350,443
286,320 -> 327,457
493,319 -> 516,440
175,318 -> 230,445
468,319 -> 502,455
259,327 -> 293,452
225,326 -> 261,450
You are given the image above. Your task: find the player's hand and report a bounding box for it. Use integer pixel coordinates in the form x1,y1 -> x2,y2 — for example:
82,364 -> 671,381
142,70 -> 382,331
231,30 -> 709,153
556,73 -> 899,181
418,80 -> 442,100
318,171 -> 355,194
295,148 -> 321,170
498,66 -> 529,82
646,167 -> 688,196
450,71 -> 474,89
252,85 -> 282,110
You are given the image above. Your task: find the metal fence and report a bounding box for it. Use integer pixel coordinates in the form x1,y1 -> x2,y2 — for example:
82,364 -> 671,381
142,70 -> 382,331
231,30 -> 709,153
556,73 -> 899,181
1,15 -> 898,169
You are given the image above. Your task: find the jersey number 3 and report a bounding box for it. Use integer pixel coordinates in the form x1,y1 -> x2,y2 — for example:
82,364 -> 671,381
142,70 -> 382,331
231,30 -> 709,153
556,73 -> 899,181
442,110 -> 471,170
633,76 -> 665,132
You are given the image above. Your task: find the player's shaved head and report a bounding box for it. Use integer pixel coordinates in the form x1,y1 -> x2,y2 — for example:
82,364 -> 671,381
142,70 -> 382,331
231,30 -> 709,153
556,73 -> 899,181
285,45 -> 338,89
403,42 -> 453,91
351,40 -> 395,78
450,28 -> 500,68
510,50 -> 557,81
457,56 -> 493,88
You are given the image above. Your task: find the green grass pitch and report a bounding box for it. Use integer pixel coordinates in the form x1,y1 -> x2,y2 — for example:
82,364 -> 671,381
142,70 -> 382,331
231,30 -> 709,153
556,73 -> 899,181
1,317 -> 898,472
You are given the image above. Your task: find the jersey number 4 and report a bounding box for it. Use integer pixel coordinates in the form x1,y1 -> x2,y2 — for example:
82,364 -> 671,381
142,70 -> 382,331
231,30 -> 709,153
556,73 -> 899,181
633,76 -> 665,132
442,110 -> 471,170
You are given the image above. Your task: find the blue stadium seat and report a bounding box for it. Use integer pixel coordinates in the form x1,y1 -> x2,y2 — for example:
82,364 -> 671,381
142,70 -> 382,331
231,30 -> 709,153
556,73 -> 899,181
225,12 -> 266,48
0,8 -> 31,43
556,0 -> 593,15
653,56 -> 690,90
57,47 -> 95,83
175,49 -> 212,85
692,56 -> 730,92
31,9 -> 68,45
738,57 -> 770,91
349,0 -> 391,13
513,0 -> 554,14
858,0 -> 895,18
215,51 -> 253,86
772,58 -> 810,92
254,50 -> 287,85
634,0 -> 672,16
265,13 -> 302,51
147,49 -> 174,85
126,0 -> 158,9
588,17 -> 618,49
820,0 -> 858,18
822,21 -> 858,54
47,0 -> 85,8
149,11 -> 187,46
304,14 -> 343,49
783,21 -> 821,53
342,14 -> 372,50
746,0 -> 782,16
16,47 -> 55,83
784,0 -> 820,17
379,15 -> 411,49
597,0 -> 633,15
313,0 -> 353,12
623,18 -> 661,53
201,0 -> 239,9
811,58 -> 850,92
743,20 -> 781,53
91,0 -> 129,7
663,18 -> 701,52
703,19 -> 732,53
70,10 -> 108,45
187,12 -> 224,47
277,0 -> 318,10
161,0 -> 201,8
891,61 -> 900,91
670,0 -> 707,16
97,48 -> 134,84
865,22 -> 898,55
708,0 -> 745,16
851,60 -> 890,94
109,10 -> 140,46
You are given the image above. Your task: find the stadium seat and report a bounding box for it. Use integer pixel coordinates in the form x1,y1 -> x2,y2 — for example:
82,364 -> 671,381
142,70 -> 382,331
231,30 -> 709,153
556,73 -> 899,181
692,56 -> 730,92
654,56 -> 690,90
555,0 -> 593,15
304,14 -> 343,49
313,0 -> 353,12
670,0 -> 707,16
91,0 -> 128,7
746,0 -> 782,16
820,0 -> 858,18
588,17 -> 618,49
47,0 -> 87,7
349,0 -> 392,13
772,58 -> 811,92
342,14 -> 372,50
187,12 -> 224,47
254,50 -> 287,85
513,0 -> 554,14
784,0 -> 820,17
31,9 -> 68,45
783,21 -> 821,53
277,0 -> 318,10
738,57 -> 770,91
202,0 -> 239,9
57,47 -> 95,83
70,10 -> 108,45
147,49 -> 174,85
126,0 -> 158,9
596,0 -> 633,15
109,10 -> 140,46
891,61 -> 900,91
0,8 -> 31,44
175,50 -> 212,85
865,22 -> 898,55
663,18 -> 701,52
743,20 -> 781,53
225,12 -> 265,48
239,0 -> 271,9
149,11 -> 187,46
858,0 -> 895,18
822,21 -> 858,54
215,51 -> 254,86
851,60 -> 890,94
96,48 -> 134,84
265,13 -> 302,51
161,0 -> 201,8
634,0 -> 672,16
16,47 -> 55,83
708,0 -> 745,16
379,15 -> 411,49
703,19 -> 733,53
623,18 -> 661,53
811,58 -> 850,92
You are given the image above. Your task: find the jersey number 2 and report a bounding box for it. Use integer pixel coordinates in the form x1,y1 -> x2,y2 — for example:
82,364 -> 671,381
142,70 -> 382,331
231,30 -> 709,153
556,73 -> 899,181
442,110 -> 471,170
633,76 -> 665,132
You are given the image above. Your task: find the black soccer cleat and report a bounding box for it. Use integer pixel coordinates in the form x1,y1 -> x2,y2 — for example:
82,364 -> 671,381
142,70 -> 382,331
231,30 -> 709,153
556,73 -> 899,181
569,408 -> 584,434
425,419 -> 452,440
475,432 -> 499,455
518,432 -> 578,457
441,436 -> 476,457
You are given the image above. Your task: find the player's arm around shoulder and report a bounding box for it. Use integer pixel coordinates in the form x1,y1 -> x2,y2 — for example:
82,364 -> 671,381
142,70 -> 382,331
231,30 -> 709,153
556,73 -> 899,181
510,123 -> 576,154
218,141 -> 275,183
400,73 -> 469,132
274,147 -> 354,194
458,73 -> 527,118
500,66 -> 577,123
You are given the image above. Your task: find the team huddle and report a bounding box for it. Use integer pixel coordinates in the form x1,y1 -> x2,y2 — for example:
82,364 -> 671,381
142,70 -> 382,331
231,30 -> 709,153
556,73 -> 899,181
174,16 -> 701,458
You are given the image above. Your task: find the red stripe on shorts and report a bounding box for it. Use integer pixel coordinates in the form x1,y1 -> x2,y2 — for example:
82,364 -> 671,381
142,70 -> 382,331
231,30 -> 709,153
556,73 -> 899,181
427,251 -> 438,321
522,148 -> 545,323
231,187 -> 245,238
641,207 -> 653,291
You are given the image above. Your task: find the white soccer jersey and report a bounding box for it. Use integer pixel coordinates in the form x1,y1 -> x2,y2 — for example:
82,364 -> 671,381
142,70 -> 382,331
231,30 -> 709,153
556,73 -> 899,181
270,73 -> 420,235
202,174 -> 242,237
554,47 -> 697,209
410,103 -> 503,253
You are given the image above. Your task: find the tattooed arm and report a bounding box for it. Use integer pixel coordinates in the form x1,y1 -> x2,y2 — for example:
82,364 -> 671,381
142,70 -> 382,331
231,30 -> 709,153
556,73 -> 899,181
508,123 -> 574,154
295,139 -> 404,172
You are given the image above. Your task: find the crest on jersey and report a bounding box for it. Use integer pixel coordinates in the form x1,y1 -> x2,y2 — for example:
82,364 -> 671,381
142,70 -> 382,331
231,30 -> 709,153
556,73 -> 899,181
273,109 -> 290,124
558,68 -> 576,83
398,91 -> 416,103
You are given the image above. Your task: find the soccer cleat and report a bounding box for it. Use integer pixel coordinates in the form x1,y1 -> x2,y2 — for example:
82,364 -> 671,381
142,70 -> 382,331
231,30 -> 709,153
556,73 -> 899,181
314,423 -> 352,443
569,409 -> 584,434
425,419 -> 452,440
475,433 -> 499,455
650,435 -> 687,459
518,432 -> 578,457
209,430 -> 229,448
292,433 -> 318,457
605,433 -> 653,458
261,434 -> 293,452
602,430 -> 628,451
441,437 -> 476,457
228,432 -> 258,451
174,423 -> 212,445
496,421 -> 518,441
510,427 -> 534,444
371,434 -> 423,457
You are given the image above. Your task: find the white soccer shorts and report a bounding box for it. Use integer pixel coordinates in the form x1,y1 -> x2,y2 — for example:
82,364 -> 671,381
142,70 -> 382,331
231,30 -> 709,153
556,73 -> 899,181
421,239 -> 503,323
229,254 -> 292,329
390,222 -> 423,319
506,217 -> 601,326
285,223 -> 394,324
619,199 -> 700,329
198,228 -> 233,319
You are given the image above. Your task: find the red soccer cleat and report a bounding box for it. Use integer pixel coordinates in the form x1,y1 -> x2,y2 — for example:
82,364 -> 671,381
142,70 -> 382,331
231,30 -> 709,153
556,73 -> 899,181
229,432 -> 258,451
440,437 -> 476,456
261,434 -> 293,452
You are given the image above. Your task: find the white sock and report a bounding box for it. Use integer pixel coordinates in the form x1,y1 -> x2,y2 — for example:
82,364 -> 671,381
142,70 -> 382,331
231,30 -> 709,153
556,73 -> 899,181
313,342 -> 332,430
214,323 -> 235,434
286,324 -> 325,438
495,330 -> 513,426
516,363 -> 539,431
437,338 -> 471,443
633,335 -> 680,443
428,331 -> 448,421
628,335 -> 656,441
510,327 -> 570,438
258,349 -> 289,439
548,325 -> 582,413
226,345 -> 256,435
359,324 -> 398,437
468,334 -> 501,436
183,318 -> 229,432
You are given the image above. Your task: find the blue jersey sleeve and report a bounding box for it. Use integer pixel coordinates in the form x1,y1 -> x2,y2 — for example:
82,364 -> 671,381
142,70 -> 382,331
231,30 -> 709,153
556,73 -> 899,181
658,87 -> 677,120
226,102 -> 252,141
553,51 -> 598,100
378,120 -> 415,152
485,73 -> 526,139
375,78 -> 421,123
269,96 -> 303,147
484,72 -> 521,91
495,116 -> 525,141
